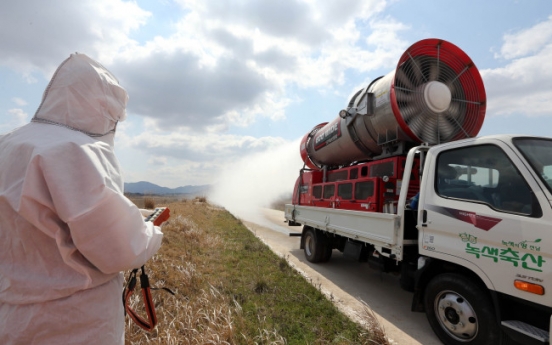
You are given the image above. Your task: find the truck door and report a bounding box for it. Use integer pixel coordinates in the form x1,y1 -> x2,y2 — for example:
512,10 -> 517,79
419,139 -> 552,307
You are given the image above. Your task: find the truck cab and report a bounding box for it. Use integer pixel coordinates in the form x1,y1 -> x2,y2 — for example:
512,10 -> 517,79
416,135 -> 552,345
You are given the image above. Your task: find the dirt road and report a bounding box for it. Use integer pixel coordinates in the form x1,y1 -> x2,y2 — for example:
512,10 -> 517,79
242,208 -> 442,345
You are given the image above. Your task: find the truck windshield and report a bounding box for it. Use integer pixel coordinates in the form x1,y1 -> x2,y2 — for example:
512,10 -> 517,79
514,138 -> 552,194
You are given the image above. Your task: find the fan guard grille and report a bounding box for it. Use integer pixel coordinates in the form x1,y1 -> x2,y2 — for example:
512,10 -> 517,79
393,39 -> 486,144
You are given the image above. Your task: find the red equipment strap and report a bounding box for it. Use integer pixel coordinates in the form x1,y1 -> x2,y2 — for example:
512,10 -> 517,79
124,208 -> 173,331
123,265 -> 174,332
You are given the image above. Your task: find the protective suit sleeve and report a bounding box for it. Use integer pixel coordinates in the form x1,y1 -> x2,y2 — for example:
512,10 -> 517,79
26,141 -> 163,274
68,191 -> 163,274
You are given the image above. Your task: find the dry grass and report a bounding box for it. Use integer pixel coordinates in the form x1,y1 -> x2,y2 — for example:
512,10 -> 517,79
195,196 -> 207,203
126,195 -> 182,209
356,304 -> 390,345
124,198 -> 389,345
143,197 -> 156,209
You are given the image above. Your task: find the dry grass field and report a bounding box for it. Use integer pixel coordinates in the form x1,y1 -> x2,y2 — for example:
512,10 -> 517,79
124,196 -> 388,345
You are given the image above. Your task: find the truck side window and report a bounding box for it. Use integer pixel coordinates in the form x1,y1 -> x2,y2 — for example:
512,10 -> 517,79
436,145 -> 538,216
312,185 -> 322,199
514,138 -> 552,195
328,170 -> 348,182
323,184 -> 335,199
338,183 -> 353,200
370,161 -> 394,178
355,181 -> 374,200
350,168 -> 358,180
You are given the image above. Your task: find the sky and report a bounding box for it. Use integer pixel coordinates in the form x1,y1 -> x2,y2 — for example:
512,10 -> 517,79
2,0 -> 552,213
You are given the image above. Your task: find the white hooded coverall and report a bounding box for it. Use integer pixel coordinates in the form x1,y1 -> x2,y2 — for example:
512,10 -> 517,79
0,53 -> 163,344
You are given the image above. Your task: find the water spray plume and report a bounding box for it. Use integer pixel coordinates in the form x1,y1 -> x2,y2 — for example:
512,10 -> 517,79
209,139 -> 303,225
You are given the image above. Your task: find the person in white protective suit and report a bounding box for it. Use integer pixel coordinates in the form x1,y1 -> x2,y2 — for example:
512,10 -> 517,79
0,53 -> 163,344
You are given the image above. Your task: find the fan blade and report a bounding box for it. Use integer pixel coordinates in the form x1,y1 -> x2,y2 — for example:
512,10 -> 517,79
447,99 -> 465,119
429,61 -> 440,81
395,87 -> 415,103
399,103 -> 422,121
395,68 -> 415,90
409,57 -> 425,85
421,57 -> 434,82
447,80 -> 462,100
410,111 -> 428,131
420,117 -> 439,143
440,115 -> 457,139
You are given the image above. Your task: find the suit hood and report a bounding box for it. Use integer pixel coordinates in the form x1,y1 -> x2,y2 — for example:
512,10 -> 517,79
32,53 -> 128,137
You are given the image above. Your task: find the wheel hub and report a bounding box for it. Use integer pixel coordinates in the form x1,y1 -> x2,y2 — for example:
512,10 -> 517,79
444,307 -> 460,324
435,291 -> 478,341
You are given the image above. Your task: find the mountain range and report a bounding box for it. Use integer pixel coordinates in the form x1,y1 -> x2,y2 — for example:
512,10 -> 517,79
124,181 -> 211,195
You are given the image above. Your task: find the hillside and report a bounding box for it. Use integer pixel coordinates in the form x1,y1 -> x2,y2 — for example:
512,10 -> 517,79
124,181 -> 211,195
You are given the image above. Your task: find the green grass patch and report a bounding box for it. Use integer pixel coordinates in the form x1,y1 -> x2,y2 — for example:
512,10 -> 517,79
125,200 -> 383,344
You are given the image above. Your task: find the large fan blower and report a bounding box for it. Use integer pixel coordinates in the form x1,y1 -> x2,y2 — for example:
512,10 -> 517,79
300,38 -> 486,170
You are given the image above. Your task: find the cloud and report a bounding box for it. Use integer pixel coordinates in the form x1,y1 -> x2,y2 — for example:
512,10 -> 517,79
116,125 -> 297,187
215,0 -> 387,45
112,50 -> 275,131
105,0 -> 414,188
0,0 -> 149,76
102,0 -> 404,132
128,160 -> 220,188
120,128 -> 288,163
482,15 -> 552,117
0,0 -> 402,134
497,15 -> 552,60
0,0 -> 421,189
12,97 -> 27,106
0,109 -> 28,132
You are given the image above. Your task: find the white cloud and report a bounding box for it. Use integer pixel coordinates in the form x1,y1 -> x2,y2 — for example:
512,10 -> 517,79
0,0 -> 150,76
117,121 -> 288,163
1,0 -> 402,135
482,16 -> 552,117
12,97 -> 27,106
0,0 -> 429,189
0,109 -> 29,132
116,124 -> 298,187
497,15 -> 552,60
143,133 -> 283,161
115,114 -> 298,186
147,156 -> 168,166
102,0 -> 409,132
130,160 -> 220,187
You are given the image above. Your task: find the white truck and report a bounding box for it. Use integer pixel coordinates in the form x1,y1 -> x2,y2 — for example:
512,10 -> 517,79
285,39 -> 551,344
286,136 -> 552,345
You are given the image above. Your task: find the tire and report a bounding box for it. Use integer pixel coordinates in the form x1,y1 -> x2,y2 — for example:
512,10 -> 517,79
303,228 -> 331,263
424,273 -> 501,345
318,231 -> 333,262
321,240 -> 333,262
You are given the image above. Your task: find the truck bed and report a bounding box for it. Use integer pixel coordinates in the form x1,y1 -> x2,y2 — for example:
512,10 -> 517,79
285,204 -> 404,255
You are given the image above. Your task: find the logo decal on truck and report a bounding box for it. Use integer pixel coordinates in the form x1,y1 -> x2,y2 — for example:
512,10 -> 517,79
313,119 -> 341,151
429,206 -> 502,231
459,233 -> 546,272
459,232 -> 477,243
502,239 -> 541,252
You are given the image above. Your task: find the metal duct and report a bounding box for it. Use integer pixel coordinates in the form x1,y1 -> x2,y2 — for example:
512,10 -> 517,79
300,38 -> 486,169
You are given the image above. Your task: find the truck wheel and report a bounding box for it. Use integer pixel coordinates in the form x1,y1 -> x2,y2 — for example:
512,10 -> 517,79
321,241 -> 332,262
304,228 -> 330,263
424,273 -> 500,345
